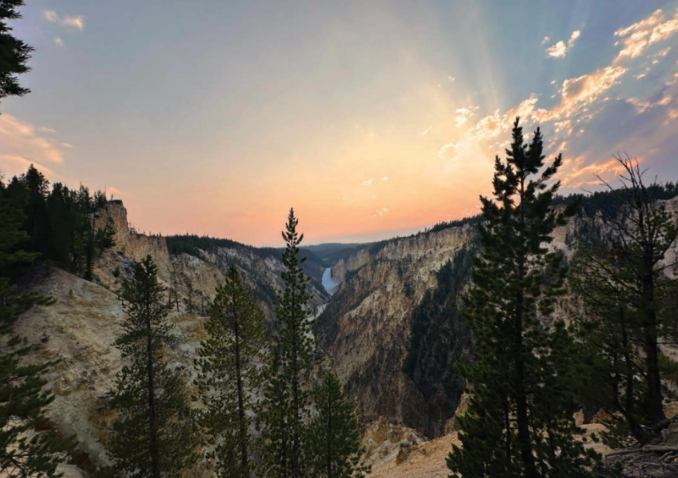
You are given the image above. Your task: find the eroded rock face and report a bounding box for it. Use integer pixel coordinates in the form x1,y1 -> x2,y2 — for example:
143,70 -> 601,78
318,225 -> 475,435
92,200 -> 327,322
15,200 -> 328,474
15,268 -> 207,470
320,197 -> 678,438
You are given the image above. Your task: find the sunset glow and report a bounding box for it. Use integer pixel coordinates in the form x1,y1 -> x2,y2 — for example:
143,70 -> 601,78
2,1 -> 678,245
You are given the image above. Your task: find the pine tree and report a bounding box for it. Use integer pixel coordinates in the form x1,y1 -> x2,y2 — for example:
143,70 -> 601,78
0,0 -> 33,104
0,176 -> 60,477
571,156 -> 678,443
448,118 -> 597,478
306,372 -> 369,478
104,256 -> 197,478
571,247 -> 648,444
261,208 -> 315,478
260,345 -> 291,478
96,217 -> 117,250
83,221 -> 95,281
195,265 -> 265,478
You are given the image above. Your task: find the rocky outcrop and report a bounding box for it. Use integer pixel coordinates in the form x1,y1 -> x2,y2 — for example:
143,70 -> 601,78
16,267 -> 207,473
92,200 -> 328,321
318,224 -> 476,436
94,200 -> 172,283
320,197 -> 678,438
13,200 -> 329,474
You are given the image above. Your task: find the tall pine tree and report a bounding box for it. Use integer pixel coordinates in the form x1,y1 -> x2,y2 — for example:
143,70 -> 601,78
195,264 -> 265,478
448,118 -> 597,478
0,0 -> 33,104
0,9 -> 62,473
104,256 -> 197,478
0,175 -> 60,478
261,209 -> 315,478
306,372 -> 369,478
571,157 -> 678,443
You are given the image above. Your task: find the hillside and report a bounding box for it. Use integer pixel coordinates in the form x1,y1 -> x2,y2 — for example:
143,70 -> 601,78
318,190 -> 678,438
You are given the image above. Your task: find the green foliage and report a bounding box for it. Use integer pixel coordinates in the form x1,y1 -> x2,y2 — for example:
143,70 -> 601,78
0,172 -> 61,477
402,246 -> 474,437
1,165 -> 111,279
0,0 -> 33,103
570,157 -> 678,444
195,265 -> 265,478
448,118 -> 597,478
96,217 -> 117,250
260,209 -> 315,478
104,256 -> 197,478
306,372 -> 369,478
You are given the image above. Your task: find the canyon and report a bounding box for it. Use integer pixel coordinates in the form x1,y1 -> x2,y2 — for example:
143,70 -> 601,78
12,195 -> 678,477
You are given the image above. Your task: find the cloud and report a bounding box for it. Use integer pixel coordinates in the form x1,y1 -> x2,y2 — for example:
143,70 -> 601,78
54,37 -> 64,47
380,176 -> 389,181
469,96 -> 541,141
0,155 -> 57,181
546,30 -> 581,58
468,67 -> 626,142
556,66 -> 626,116
42,10 -> 85,30
42,10 -> 58,22
455,106 -> 477,127
0,114 -> 66,167
614,8 -> 678,62
362,179 -> 373,186
561,157 -> 629,189
438,142 -> 460,159
106,186 -> 134,200
371,207 -> 390,218
542,36 -> 550,45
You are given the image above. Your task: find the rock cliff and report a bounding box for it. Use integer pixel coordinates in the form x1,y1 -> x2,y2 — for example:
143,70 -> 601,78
319,197 -> 678,438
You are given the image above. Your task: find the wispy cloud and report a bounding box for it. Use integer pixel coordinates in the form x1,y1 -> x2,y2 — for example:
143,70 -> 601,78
614,8 -> 678,62
371,207 -> 390,218
54,37 -> 64,47
42,10 -> 85,31
468,66 -> 626,142
438,142 -> 460,159
546,30 -> 581,58
0,155 -> 57,181
455,106 -> 477,127
362,179 -> 373,186
380,176 -> 389,181
561,157 -> 630,188
0,114 -> 65,165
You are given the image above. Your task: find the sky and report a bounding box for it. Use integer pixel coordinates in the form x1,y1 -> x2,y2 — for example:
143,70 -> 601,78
1,0 -> 678,246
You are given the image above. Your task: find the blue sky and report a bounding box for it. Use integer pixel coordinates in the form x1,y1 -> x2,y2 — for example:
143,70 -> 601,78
2,1 -> 678,245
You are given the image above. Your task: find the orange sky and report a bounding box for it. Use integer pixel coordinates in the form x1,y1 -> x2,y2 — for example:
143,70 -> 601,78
2,1 -> 678,245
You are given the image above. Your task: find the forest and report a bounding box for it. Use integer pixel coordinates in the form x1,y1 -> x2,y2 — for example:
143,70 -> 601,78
2,1 -> 678,478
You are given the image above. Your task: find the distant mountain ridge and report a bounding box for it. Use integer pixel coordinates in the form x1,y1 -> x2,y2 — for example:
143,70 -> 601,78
318,185 -> 678,438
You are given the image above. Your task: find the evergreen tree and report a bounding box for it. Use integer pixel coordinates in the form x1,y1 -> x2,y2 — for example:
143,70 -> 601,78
261,209 -> 315,478
83,221 -> 95,282
195,265 -> 265,478
0,175 -> 60,477
448,118 -> 597,478
571,247 -> 648,444
571,157 -> 678,443
96,217 -> 117,250
306,372 -> 369,478
104,256 -> 197,478
260,345 -> 291,478
0,0 -> 33,103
